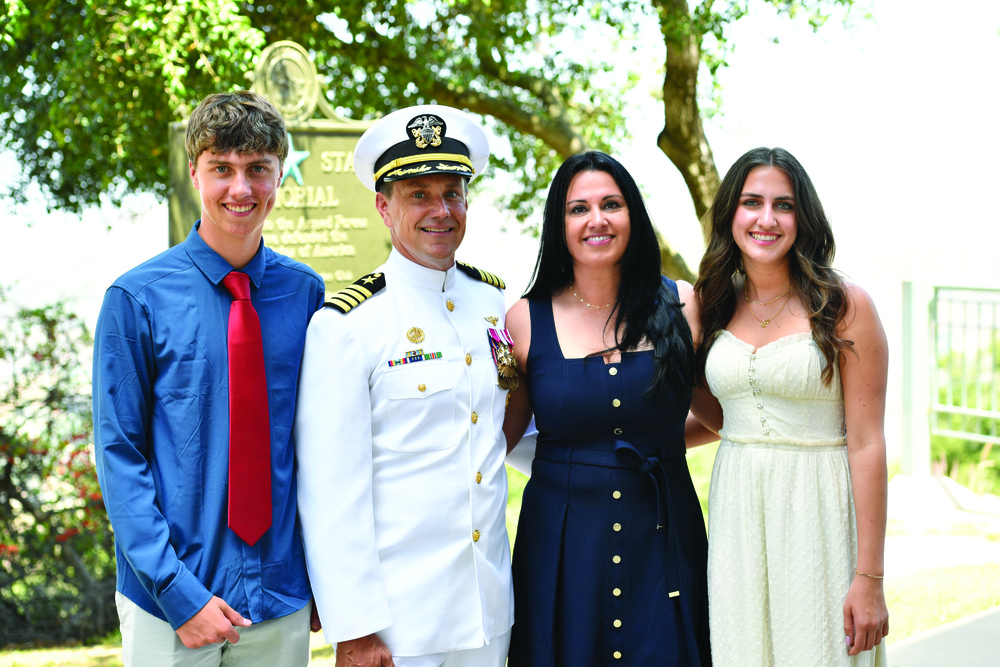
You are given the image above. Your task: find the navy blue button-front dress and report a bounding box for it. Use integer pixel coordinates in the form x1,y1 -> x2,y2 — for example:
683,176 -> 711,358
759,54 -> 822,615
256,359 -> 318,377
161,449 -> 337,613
507,283 -> 711,667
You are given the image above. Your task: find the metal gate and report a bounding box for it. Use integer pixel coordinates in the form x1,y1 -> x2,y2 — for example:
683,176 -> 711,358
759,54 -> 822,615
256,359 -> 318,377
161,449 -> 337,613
930,287 -> 1000,448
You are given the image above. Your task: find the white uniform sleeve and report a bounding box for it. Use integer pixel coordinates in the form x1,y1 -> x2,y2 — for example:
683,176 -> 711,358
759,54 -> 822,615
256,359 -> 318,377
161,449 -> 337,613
295,307 -> 393,644
504,416 -> 537,477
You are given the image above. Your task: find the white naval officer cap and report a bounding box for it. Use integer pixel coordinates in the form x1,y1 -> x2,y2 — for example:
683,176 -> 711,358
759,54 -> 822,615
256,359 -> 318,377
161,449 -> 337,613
353,104 -> 490,193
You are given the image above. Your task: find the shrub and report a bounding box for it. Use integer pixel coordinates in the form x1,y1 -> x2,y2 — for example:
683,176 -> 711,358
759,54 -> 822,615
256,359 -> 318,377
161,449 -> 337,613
0,289 -> 116,647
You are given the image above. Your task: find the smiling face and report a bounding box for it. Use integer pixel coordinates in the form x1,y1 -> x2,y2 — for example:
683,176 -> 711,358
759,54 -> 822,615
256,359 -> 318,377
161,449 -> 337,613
190,150 -> 283,263
731,165 -> 798,270
563,169 -> 631,271
376,174 -> 468,271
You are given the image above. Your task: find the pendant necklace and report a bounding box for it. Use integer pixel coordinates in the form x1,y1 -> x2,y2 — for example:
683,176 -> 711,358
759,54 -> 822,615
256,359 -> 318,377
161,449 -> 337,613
745,281 -> 794,328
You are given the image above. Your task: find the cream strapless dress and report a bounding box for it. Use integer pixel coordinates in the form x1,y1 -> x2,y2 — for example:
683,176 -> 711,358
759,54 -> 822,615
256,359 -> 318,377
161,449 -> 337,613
705,330 -> 887,667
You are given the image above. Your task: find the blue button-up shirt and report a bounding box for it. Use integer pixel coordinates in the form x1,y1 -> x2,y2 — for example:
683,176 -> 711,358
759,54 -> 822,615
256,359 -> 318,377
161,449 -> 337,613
93,223 -> 324,629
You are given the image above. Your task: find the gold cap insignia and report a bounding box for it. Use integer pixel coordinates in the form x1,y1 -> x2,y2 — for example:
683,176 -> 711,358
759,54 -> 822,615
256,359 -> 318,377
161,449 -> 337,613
408,115 -> 444,149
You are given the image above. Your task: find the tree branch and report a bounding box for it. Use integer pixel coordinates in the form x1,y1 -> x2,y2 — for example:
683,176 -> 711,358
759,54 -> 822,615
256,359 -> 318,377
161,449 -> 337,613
651,0 -> 721,243
429,81 -> 589,157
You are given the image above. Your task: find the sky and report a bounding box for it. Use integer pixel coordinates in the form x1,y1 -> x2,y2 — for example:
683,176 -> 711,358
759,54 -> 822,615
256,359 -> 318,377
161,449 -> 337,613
4,0 -> 999,463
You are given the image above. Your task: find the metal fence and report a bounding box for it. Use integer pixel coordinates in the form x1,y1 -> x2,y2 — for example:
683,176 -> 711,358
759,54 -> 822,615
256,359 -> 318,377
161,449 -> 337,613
930,287 -> 1000,447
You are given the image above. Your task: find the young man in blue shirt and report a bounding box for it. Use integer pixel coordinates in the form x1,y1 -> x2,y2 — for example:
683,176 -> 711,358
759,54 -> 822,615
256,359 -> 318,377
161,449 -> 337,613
93,90 -> 324,666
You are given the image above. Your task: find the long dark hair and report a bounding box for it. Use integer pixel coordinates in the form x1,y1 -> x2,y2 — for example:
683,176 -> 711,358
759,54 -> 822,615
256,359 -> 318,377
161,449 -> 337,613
524,151 -> 695,398
695,147 -> 851,386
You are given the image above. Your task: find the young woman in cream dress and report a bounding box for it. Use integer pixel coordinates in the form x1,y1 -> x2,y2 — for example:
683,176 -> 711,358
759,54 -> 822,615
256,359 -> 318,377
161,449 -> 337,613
689,147 -> 890,667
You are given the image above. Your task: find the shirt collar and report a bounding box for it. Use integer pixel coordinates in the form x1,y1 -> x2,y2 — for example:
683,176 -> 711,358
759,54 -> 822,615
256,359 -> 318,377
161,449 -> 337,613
184,221 -> 266,287
385,247 -> 457,293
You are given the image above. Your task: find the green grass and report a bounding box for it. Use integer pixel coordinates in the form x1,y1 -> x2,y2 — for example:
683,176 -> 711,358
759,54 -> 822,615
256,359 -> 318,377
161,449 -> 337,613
884,563 -> 1000,642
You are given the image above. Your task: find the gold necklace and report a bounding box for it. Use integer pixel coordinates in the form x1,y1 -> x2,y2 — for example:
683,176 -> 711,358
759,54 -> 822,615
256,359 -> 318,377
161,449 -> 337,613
744,281 -> 793,305
746,290 -> 793,328
570,283 -> 613,310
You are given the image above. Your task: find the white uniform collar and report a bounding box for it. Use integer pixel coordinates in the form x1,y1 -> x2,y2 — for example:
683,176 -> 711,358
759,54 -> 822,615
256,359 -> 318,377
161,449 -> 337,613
385,247 -> 458,293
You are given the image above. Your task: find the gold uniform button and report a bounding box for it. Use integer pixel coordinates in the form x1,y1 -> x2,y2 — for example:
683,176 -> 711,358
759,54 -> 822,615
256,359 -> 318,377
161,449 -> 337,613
472,530 -> 480,542
612,399 -> 621,407
446,300 -> 455,311
613,490 -> 621,499
613,588 -> 621,597
476,471 -> 483,484
609,367 -> 618,376
613,555 -> 621,564
614,619 -> 622,628
613,522 -> 621,532
471,412 -> 479,423
418,384 -> 426,392
614,651 -> 622,659
465,353 -> 472,365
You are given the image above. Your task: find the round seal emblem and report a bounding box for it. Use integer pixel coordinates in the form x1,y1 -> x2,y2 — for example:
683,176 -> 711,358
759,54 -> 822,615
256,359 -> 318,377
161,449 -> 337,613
254,41 -> 319,122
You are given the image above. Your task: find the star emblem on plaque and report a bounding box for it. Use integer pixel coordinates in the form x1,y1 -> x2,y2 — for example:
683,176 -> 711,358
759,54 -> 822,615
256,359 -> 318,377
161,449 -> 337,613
281,133 -> 311,186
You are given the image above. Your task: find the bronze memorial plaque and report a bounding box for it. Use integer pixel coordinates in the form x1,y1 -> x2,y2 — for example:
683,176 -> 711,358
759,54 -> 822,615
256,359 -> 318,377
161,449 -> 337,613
168,41 -> 389,296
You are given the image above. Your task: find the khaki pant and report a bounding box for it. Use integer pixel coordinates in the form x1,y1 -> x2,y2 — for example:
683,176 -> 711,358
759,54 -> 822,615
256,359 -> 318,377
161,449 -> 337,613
116,591 -> 311,667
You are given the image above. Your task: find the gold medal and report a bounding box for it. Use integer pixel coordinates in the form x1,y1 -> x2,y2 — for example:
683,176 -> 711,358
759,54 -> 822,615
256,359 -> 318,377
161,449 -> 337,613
487,327 -> 518,391
497,354 -> 519,391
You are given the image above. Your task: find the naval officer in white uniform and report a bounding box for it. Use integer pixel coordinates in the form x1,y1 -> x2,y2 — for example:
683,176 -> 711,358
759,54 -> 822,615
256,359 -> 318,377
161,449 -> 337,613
294,105 -> 515,667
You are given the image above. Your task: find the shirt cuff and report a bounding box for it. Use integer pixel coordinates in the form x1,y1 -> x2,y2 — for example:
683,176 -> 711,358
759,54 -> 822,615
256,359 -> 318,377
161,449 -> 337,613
156,566 -> 214,630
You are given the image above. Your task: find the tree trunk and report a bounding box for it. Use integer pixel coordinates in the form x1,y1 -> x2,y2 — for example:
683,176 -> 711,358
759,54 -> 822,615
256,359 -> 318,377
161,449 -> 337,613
652,0 -> 721,248
660,236 -> 696,283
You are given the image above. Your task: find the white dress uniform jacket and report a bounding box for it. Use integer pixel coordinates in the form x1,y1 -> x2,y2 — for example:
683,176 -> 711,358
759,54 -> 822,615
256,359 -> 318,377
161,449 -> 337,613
295,249 -> 515,657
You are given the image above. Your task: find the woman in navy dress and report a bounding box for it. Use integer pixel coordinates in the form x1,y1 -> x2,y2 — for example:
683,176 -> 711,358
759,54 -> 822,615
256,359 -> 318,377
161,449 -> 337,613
503,151 -> 711,666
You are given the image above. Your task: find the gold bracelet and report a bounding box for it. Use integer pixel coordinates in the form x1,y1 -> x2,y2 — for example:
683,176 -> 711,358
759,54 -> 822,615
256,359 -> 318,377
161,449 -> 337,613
855,570 -> 884,579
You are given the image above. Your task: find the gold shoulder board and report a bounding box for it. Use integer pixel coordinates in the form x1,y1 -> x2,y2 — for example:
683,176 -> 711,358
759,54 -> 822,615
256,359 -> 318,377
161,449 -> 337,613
456,261 -> 505,290
324,272 -> 387,314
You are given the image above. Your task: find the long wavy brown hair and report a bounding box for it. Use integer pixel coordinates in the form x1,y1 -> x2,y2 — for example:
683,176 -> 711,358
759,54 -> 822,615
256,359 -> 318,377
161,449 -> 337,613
694,147 -> 852,386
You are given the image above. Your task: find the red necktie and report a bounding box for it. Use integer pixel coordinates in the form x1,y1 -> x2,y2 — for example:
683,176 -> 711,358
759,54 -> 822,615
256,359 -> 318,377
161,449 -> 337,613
222,271 -> 272,546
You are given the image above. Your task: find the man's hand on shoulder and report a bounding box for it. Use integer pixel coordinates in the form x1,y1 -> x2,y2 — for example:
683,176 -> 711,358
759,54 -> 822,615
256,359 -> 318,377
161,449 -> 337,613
176,596 -> 250,649
336,633 -> 395,667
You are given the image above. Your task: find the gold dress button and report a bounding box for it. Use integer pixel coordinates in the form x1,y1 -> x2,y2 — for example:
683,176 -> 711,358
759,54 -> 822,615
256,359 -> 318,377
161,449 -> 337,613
472,530 -> 480,542
612,399 -> 621,407
446,299 -> 455,311
613,555 -> 621,564
613,522 -> 621,532
613,588 -> 621,597
613,490 -> 621,499
465,353 -> 472,365
614,651 -> 622,659
476,471 -> 483,484
609,367 -> 618,376
418,384 -> 426,392
614,619 -> 622,628
471,412 -> 478,423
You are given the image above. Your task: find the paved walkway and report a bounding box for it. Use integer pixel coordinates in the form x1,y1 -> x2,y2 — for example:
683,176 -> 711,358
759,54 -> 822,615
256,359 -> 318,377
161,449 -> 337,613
883,474 -> 1000,666
886,604 -> 1000,667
